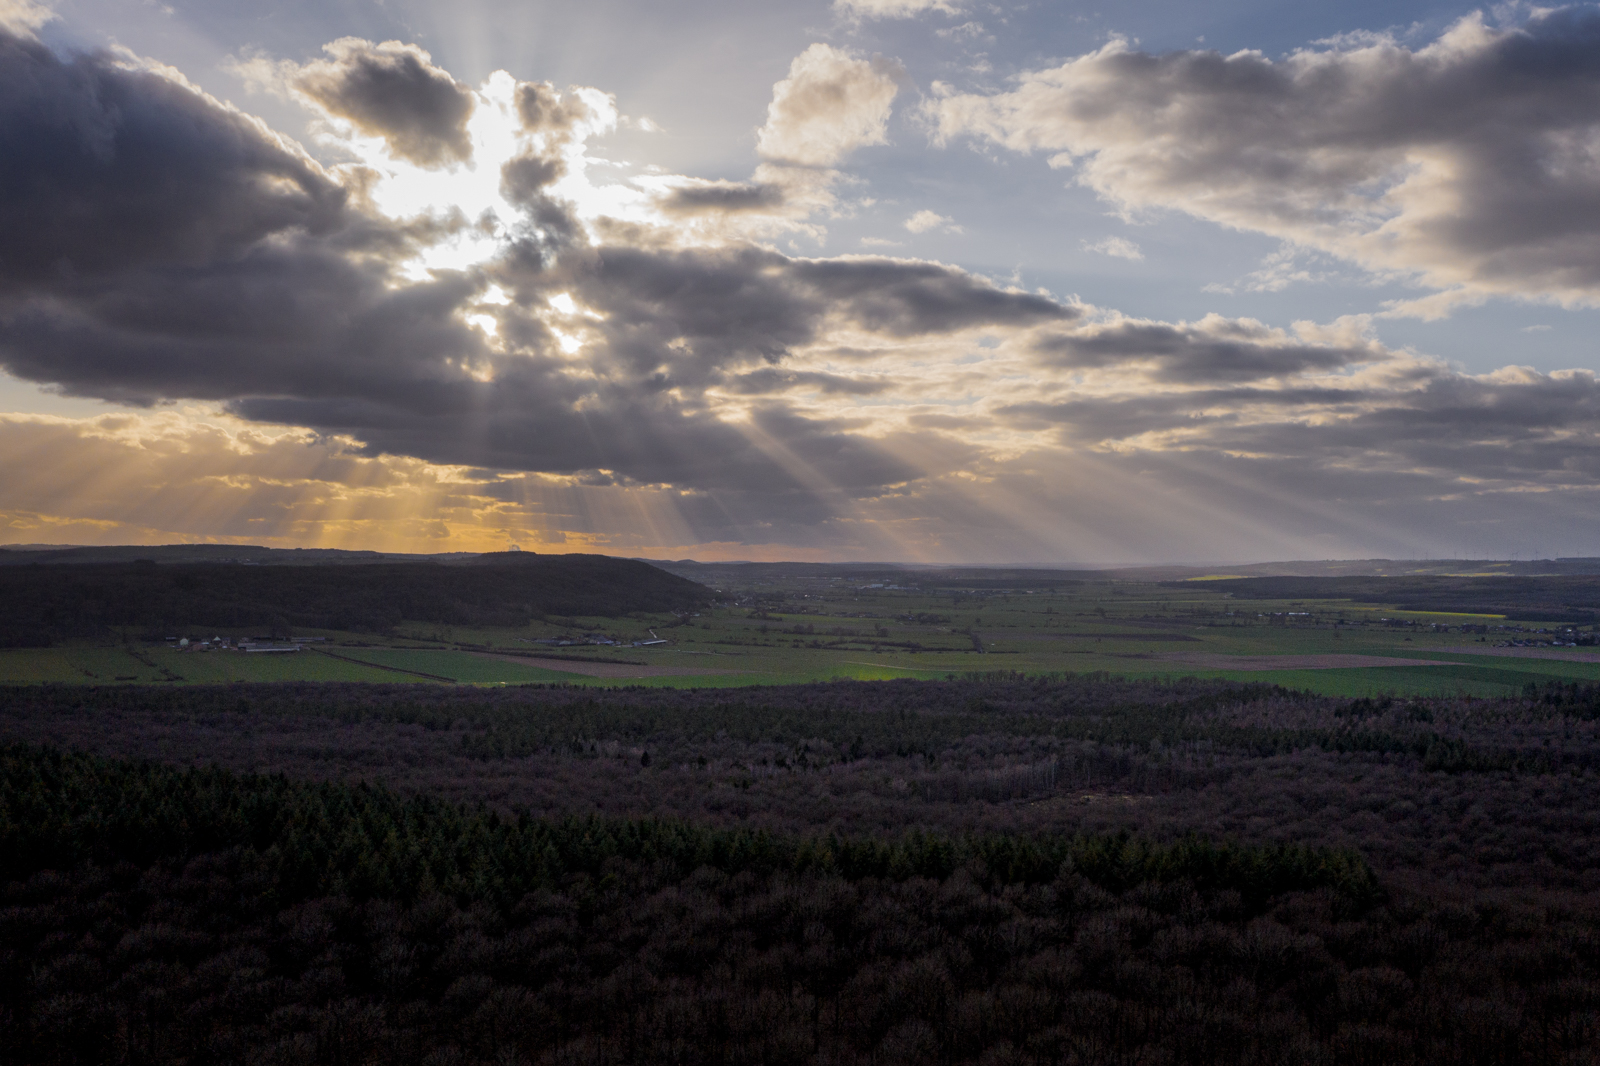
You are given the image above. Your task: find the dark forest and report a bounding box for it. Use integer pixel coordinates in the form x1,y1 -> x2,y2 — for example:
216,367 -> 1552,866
3,675 -> 1600,1063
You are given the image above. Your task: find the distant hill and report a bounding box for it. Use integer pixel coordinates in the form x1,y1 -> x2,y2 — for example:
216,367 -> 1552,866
0,544 -> 483,566
0,554 -> 710,646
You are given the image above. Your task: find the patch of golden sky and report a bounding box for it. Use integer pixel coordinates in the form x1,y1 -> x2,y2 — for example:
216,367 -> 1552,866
0,408 -> 939,557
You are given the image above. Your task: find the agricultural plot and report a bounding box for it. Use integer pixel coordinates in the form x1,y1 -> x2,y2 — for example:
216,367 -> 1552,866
147,648 -> 400,684
0,647 -> 160,684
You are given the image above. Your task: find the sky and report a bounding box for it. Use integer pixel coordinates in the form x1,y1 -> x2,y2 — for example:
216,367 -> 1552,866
2,0 -> 1600,563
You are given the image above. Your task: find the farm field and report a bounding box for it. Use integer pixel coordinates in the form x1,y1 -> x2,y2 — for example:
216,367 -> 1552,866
325,648 -> 595,684
5,571 -> 1600,694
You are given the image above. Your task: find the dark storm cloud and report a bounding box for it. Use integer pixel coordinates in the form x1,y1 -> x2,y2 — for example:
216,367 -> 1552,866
0,30 -> 349,290
554,244 -> 824,377
0,26 -> 486,406
998,360 -> 1600,489
793,256 -> 1074,336
2,258 -> 489,406
1032,317 -> 1374,383
929,6 -> 1600,308
659,180 -> 788,215
1249,370 -> 1600,483
537,246 -> 1069,389
292,39 -> 475,167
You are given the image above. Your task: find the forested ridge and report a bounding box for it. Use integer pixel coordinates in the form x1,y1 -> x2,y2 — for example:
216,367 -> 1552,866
0,555 -> 709,644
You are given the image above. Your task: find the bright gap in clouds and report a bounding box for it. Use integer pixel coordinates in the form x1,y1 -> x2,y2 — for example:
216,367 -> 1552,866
362,71 -> 526,278
344,71 -> 629,279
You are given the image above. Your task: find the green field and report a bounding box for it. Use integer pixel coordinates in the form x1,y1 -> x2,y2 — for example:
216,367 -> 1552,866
4,574 -> 1598,694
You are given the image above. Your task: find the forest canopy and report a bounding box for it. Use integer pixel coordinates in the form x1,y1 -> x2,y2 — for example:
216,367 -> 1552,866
5,671 -> 1600,1061
2,740 -> 1596,1064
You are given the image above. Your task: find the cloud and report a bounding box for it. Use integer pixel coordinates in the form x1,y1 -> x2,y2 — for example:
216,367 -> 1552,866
756,44 -> 902,167
905,209 -> 959,233
787,254 -> 1068,336
657,179 -> 787,215
834,0 -> 961,20
997,352 -> 1600,504
5,23 -> 1600,561
0,29 -> 504,408
1082,236 -> 1142,261
514,79 -> 593,139
0,30 -> 359,295
928,7 -> 1600,313
0,0 -> 53,36
719,368 -> 897,396
282,38 -> 476,167
1030,313 -> 1380,384
937,22 -> 986,42
0,23 -> 1068,510
633,43 -> 912,242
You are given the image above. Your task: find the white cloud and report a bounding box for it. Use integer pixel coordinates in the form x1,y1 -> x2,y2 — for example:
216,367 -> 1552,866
756,44 -> 902,167
834,0 -> 962,20
928,8 -> 1600,315
936,21 -> 986,41
1082,236 -> 1142,261
905,209 -> 959,233
0,0 -> 53,35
